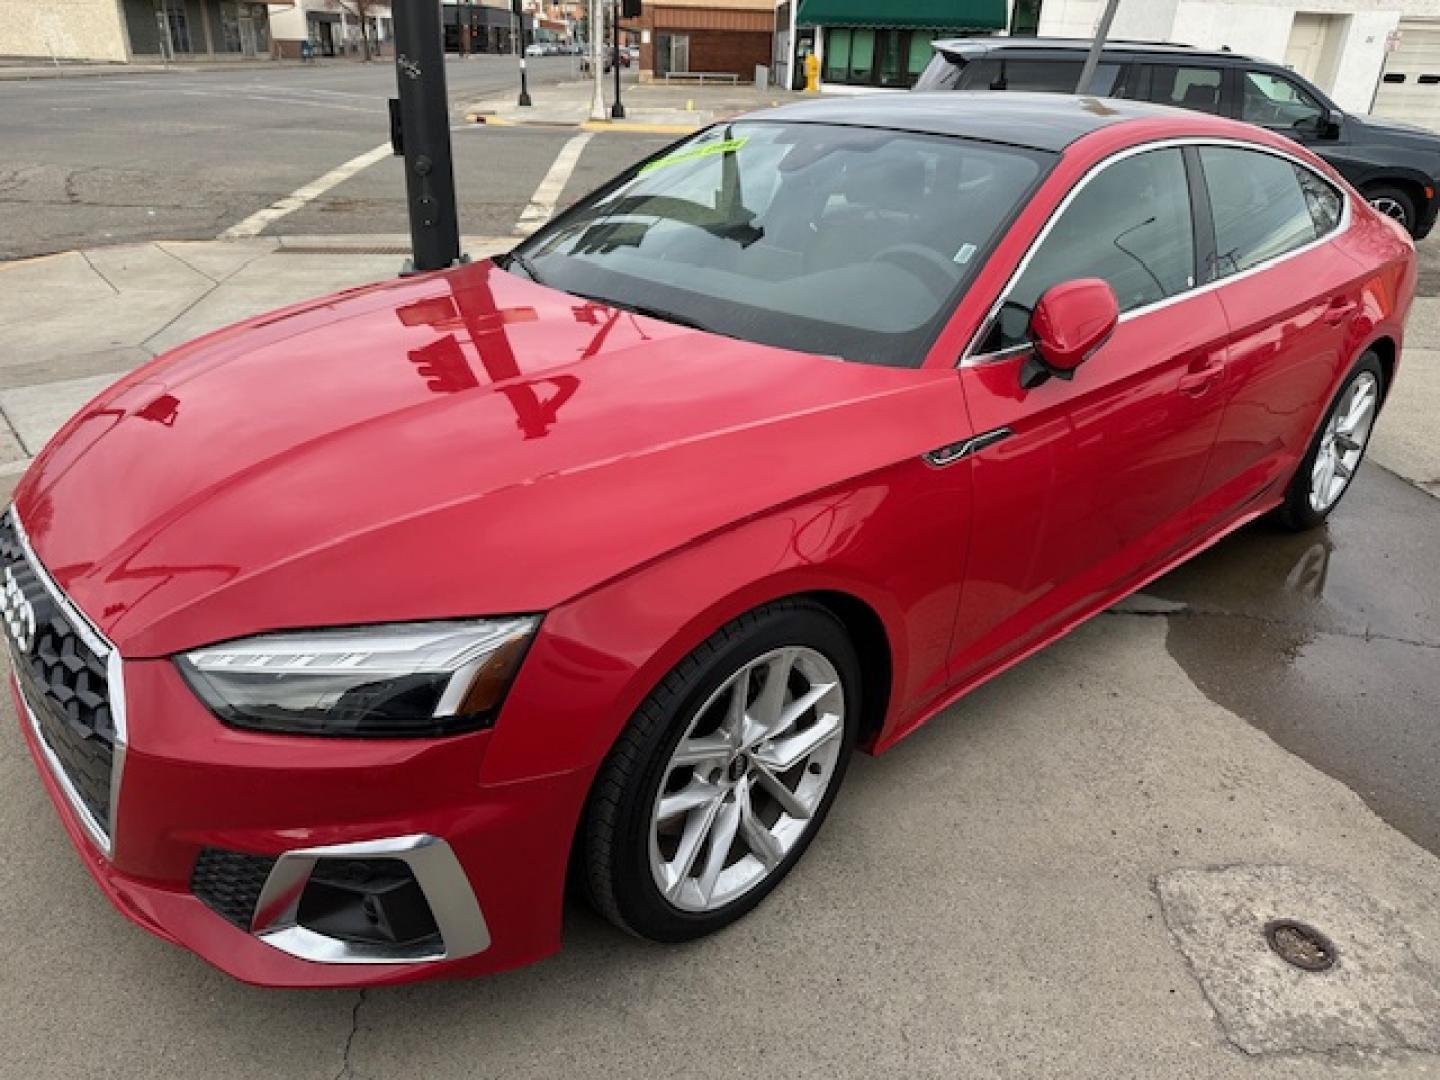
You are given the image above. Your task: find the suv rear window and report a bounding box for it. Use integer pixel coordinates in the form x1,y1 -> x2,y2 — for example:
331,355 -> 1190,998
915,52 -> 1120,95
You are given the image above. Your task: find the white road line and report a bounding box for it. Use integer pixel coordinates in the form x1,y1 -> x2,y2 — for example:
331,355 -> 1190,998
219,141 -> 393,240
177,87 -> 382,114
515,132 -> 593,236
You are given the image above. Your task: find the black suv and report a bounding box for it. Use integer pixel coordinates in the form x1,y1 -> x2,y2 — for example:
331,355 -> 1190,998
916,38 -> 1440,238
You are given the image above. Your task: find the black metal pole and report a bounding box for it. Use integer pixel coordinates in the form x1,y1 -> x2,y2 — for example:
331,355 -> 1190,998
516,12 -> 532,106
610,0 -> 625,119
392,0 -> 461,273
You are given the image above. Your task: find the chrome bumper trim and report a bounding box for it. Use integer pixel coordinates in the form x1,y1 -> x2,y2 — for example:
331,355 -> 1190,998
250,833 -> 490,965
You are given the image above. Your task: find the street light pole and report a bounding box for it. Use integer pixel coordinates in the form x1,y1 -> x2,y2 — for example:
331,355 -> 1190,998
515,6 -> 532,106
1076,0 -> 1121,94
391,0 -> 462,274
589,0 -> 606,120
610,0 -> 625,119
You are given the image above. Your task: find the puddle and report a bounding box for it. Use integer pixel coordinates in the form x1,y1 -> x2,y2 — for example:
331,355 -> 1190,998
1142,465 -> 1440,856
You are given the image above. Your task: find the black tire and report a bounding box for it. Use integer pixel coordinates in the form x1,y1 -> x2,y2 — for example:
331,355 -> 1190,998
1276,351 -> 1385,531
1364,184 -> 1417,235
582,599 -> 861,942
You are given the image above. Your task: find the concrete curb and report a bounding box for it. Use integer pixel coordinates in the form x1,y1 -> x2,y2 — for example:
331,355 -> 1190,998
464,111 -> 698,135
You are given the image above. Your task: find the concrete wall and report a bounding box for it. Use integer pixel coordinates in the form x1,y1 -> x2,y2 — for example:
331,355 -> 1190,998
0,0 -> 130,62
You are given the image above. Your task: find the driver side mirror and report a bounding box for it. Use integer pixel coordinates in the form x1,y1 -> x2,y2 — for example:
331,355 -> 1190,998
1020,278 -> 1119,390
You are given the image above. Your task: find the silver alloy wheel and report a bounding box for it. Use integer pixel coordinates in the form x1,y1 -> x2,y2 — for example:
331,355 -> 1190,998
648,646 -> 845,913
1369,195 -> 1409,227
1309,371 -> 1379,513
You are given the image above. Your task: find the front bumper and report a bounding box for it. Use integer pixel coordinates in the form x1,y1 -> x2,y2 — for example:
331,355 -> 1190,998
13,660 -> 594,988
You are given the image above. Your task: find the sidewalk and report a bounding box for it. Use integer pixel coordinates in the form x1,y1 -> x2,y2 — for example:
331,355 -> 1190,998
0,58 -> 320,81
0,235 -> 508,491
467,77 -> 807,133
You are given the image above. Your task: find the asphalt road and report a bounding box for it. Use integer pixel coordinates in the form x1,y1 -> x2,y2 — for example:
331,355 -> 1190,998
0,57 -> 669,258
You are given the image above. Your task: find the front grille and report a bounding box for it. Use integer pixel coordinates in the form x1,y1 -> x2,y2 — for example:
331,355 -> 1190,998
1,511 -> 118,845
192,848 -> 278,930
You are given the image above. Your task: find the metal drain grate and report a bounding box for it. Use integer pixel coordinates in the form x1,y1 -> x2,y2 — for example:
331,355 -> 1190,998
1264,919 -> 1338,972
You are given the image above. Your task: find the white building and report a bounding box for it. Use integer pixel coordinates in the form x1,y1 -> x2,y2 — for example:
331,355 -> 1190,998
1031,0 -> 1440,125
267,1 -> 393,60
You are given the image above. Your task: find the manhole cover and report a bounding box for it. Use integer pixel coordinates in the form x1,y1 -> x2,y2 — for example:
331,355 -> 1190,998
1264,919 -> 1337,972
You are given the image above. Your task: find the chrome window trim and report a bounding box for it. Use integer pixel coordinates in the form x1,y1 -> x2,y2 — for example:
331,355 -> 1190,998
7,507 -> 125,858
960,136 -> 1353,368
250,833 -> 491,965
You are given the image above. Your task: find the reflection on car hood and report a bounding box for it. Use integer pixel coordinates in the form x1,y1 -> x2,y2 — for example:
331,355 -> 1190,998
16,261 -> 961,657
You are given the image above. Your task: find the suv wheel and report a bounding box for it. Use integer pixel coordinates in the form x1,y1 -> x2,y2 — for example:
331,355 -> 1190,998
1365,184 -> 1416,233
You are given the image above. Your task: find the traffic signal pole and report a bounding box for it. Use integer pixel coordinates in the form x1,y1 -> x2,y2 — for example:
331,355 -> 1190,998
610,0 -> 625,119
391,0 -> 462,274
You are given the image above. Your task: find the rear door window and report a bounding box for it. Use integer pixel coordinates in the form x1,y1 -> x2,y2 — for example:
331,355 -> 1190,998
1145,65 -> 1225,113
1200,146 -> 1320,275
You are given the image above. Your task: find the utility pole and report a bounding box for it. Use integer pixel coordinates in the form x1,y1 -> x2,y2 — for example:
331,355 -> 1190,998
1077,0 -> 1121,94
514,2 -> 532,106
589,0 -> 606,120
610,0 -> 625,119
391,0 -> 462,274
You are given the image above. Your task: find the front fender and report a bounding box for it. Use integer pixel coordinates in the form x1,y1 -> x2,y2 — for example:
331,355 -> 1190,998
480,455 -> 971,785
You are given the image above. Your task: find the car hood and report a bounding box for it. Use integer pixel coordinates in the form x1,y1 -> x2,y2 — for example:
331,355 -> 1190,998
16,261 -> 962,658
1350,112 -> 1440,148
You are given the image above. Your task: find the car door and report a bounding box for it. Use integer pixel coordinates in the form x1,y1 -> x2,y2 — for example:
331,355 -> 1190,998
948,146 -> 1232,686
1191,143 -> 1364,515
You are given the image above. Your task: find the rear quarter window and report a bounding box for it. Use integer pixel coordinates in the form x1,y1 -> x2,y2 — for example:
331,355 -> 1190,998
1200,146 -> 1322,274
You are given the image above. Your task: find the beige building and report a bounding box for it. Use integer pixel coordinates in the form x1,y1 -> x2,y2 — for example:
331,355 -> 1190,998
1,0 -> 284,63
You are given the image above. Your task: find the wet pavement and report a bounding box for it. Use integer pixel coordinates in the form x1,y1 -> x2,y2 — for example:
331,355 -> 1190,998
1145,462 -> 1440,856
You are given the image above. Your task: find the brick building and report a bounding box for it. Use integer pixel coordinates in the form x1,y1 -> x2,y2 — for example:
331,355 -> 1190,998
626,0 -> 779,81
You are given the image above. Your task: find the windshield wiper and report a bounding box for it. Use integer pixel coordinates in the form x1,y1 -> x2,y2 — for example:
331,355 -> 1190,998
500,249 -> 545,285
572,291 -> 730,337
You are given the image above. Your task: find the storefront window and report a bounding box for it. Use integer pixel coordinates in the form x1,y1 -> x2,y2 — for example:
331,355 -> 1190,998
823,28 -> 947,88
824,28 -> 851,83
907,34 -> 934,79
848,30 -> 875,83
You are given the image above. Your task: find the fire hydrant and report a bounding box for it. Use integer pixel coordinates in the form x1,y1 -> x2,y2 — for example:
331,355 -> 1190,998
805,50 -> 820,93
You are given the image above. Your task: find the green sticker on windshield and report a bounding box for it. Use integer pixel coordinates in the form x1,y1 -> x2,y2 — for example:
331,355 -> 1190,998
640,137 -> 750,174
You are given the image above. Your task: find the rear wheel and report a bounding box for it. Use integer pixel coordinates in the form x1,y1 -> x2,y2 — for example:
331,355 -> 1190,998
1365,184 -> 1416,235
1277,352 -> 1384,530
583,600 -> 860,941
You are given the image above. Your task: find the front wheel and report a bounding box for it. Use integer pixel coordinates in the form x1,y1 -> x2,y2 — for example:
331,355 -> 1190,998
1276,352 -> 1384,530
582,600 -> 860,942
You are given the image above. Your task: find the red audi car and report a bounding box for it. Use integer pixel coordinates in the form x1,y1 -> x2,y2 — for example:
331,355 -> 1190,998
5,94 -> 1413,987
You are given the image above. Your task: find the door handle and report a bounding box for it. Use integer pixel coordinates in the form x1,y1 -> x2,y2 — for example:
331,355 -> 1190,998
1178,359 -> 1224,396
1323,297 -> 1359,326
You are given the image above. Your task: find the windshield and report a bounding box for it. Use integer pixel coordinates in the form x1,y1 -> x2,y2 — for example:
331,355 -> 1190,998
508,121 -> 1049,367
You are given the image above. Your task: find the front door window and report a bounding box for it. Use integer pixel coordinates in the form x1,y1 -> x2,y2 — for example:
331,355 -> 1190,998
981,148 -> 1196,353
1241,71 -> 1327,134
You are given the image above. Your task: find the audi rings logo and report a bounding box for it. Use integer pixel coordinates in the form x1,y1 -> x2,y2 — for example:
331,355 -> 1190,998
2,566 -> 37,655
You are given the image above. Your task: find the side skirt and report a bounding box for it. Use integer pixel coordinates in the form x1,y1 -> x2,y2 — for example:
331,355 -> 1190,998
870,492 -> 1285,755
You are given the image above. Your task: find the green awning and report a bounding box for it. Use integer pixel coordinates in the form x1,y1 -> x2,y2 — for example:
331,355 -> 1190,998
797,0 -> 1006,30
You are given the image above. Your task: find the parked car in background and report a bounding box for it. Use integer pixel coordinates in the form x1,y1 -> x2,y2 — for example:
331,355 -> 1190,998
7,94 -> 1412,987
916,38 -> 1440,238
524,42 -> 547,57
580,46 -> 631,73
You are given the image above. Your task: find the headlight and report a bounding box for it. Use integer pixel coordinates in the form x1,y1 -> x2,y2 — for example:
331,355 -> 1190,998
176,617 -> 539,737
